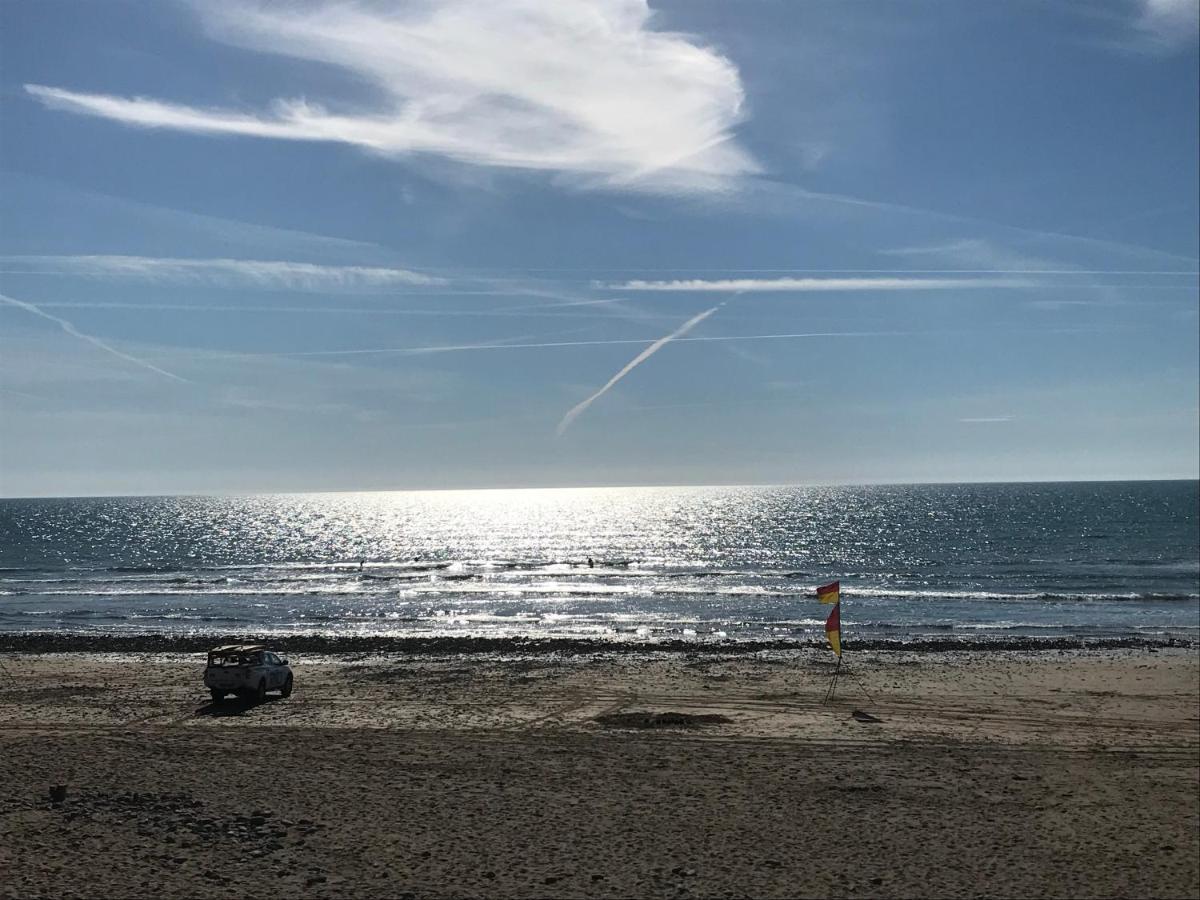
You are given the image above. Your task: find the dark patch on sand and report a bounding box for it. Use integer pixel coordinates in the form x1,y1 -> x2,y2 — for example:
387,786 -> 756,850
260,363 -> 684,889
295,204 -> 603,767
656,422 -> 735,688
0,632 -> 1191,656
594,711 -> 733,729
357,666 -> 475,685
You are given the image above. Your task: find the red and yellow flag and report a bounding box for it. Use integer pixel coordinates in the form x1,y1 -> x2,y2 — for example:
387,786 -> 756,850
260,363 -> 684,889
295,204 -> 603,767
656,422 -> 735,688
825,602 -> 842,657
816,580 -> 840,604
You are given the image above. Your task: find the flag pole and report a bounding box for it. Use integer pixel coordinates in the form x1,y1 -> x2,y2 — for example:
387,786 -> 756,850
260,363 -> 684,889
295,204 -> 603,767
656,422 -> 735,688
833,591 -> 877,707
839,593 -> 846,696
817,580 -> 843,703
831,597 -> 843,701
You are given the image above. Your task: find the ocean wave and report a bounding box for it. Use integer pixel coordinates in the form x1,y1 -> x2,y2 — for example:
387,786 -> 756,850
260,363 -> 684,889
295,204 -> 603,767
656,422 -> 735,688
5,581 -> 1198,604
107,565 -> 182,574
19,608 -> 131,620
3,613 -> 1195,646
4,559 -> 1195,591
11,587 -> 389,598
834,587 -> 1200,603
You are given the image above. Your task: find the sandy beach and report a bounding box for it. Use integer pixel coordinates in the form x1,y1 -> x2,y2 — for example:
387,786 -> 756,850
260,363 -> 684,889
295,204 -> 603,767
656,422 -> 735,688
1,643 -> 1197,899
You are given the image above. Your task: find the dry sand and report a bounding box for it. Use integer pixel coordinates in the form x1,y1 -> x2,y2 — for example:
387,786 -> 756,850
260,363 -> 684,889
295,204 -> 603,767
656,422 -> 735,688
1,646 -> 1197,898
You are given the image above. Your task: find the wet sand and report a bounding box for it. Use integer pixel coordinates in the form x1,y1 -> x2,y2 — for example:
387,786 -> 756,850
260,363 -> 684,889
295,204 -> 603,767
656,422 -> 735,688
1,646 -> 1197,898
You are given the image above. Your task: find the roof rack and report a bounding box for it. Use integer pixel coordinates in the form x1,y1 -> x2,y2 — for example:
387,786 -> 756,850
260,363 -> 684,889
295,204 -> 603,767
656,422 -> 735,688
209,644 -> 265,653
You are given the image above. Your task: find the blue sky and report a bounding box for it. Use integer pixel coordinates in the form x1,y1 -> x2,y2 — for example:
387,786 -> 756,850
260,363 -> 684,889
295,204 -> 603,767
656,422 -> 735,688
1,0 -> 1197,496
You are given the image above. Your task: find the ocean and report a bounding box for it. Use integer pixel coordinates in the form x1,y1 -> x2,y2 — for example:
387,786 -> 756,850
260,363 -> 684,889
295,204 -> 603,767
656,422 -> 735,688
1,481 -> 1196,644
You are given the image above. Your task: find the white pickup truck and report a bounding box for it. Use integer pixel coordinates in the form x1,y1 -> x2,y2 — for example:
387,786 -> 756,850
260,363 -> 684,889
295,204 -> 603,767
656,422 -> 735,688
204,644 -> 293,703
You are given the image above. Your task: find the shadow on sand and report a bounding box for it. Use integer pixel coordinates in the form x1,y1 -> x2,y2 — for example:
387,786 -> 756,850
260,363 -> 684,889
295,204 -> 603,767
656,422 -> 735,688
193,695 -> 283,718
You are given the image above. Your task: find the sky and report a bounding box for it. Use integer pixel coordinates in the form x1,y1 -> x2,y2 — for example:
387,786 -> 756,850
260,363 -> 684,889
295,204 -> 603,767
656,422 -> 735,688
1,0 -> 1198,496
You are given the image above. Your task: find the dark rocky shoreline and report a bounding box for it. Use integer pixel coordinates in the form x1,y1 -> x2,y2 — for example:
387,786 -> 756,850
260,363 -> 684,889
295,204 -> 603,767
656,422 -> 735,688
0,631 -> 1191,656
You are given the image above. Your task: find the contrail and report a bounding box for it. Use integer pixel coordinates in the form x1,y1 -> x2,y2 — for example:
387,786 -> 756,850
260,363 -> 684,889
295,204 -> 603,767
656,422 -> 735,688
0,292 -> 189,382
556,304 -> 722,436
0,254 -> 443,289
265,329 -> 905,357
606,276 -> 1034,292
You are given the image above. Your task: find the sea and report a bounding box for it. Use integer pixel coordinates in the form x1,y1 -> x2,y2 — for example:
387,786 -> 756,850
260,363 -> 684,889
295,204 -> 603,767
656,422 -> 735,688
1,481 -> 1197,645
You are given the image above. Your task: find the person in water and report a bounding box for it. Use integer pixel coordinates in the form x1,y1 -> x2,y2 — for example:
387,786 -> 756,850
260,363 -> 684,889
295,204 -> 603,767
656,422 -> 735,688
587,557 -> 594,568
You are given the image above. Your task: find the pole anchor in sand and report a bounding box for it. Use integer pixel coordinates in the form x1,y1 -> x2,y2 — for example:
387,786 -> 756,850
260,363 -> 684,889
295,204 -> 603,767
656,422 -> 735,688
823,653 -> 843,703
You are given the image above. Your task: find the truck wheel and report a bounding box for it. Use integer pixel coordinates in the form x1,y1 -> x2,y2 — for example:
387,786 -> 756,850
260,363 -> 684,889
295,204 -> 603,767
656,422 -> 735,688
210,690 -> 224,703
255,679 -> 267,703
280,674 -> 293,698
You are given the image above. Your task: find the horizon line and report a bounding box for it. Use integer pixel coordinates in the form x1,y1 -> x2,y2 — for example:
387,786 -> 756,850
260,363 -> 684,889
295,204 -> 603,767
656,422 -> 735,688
3,475 -> 1196,501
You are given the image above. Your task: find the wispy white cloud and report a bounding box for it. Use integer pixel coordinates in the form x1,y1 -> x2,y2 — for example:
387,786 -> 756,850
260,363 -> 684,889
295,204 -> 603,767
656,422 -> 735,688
606,276 -> 1031,292
885,239 -> 1200,308
32,300 -> 682,322
0,255 -> 443,290
883,238 -> 1072,273
0,292 -> 189,383
1134,0 -> 1199,49
557,304 -> 722,435
958,416 -> 1014,424
25,0 -> 755,192
881,239 -> 1199,276
723,177 -> 1200,267
0,386 -> 44,401
1078,0 -> 1199,53
6,172 -> 390,262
